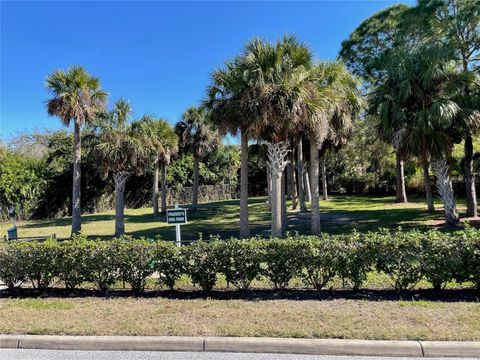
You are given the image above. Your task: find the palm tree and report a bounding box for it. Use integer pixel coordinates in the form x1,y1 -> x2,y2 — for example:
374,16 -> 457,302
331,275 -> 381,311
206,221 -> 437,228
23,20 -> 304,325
227,35 -> 317,237
296,135 -> 308,212
414,0 -> 480,217
373,44 -> 468,224
93,99 -> 149,236
307,61 -> 363,234
175,106 -> 219,207
45,65 -> 107,234
205,51 -> 268,239
135,116 -> 178,217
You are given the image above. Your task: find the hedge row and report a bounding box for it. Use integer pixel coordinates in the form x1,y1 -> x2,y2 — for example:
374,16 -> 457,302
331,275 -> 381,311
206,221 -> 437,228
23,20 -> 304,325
0,228 -> 479,293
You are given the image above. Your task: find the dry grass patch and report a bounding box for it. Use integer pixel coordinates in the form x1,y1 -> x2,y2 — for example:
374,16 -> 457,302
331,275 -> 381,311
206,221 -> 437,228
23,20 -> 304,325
0,297 -> 479,340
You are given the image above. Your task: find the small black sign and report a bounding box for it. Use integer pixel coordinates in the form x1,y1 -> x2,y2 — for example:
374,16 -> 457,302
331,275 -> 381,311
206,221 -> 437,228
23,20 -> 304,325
166,209 -> 187,224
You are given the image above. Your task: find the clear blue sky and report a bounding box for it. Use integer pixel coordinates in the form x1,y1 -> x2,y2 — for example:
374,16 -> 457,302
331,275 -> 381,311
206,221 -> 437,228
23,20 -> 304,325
1,0 -> 410,141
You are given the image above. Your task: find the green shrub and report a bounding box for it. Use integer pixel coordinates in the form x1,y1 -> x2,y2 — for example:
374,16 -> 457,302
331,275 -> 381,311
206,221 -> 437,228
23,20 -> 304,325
262,238 -> 303,289
217,238 -> 263,290
457,226 -> 480,290
183,240 -> 220,291
297,235 -> 338,290
116,236 -> 156,293
337,231 -> 374,290
22,238 -> 59,290
86,239 -> 121,292
0,241 -> 29,290
421,230 -> 461,290
153,241 -> 184,290
374,229 -> 423,290
1,227 -> 477,294
57,235 -> 95,290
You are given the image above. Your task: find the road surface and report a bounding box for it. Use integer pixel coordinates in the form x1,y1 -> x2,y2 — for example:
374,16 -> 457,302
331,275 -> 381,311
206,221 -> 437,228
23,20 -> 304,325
0,350 -> 477,360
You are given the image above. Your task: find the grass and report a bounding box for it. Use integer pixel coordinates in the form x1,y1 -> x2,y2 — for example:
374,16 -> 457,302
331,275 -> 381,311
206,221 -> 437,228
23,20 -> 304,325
1,194 -> 472,240
0,297 -> 479,340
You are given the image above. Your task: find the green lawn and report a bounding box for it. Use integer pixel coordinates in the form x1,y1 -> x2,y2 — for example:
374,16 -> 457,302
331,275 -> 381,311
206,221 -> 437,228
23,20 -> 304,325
1,195 -> 471,240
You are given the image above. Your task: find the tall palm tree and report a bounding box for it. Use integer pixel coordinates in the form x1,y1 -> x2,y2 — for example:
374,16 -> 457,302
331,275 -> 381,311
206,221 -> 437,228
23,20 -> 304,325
296,135 -> 308,212
307,61 -> 363,234
205,51 -> 268,238
224,35 -> 317,237
135,116 -> 178,217
373,45 -> 468,224
93,99 -> 149,236
45,65 -> 107,235
414,0 -> 480,217
175,106 -> 219,207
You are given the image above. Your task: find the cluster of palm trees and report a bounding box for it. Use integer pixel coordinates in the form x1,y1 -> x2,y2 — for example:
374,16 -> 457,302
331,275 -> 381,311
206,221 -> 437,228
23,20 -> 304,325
204,35 -> 363,238
46,67 -> 175,236
372,44 -> 479,225
45,35 -> 363,239
46,29 -> 478,238
341,0 -> 480,224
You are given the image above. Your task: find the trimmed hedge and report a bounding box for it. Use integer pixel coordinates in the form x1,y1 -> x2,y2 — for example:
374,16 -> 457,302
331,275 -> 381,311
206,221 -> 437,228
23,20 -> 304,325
0,228 -> 479,293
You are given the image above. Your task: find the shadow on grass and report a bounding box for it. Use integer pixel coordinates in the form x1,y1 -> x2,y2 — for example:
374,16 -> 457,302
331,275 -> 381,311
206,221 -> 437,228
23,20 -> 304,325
2,287 -> 479,303
14,195 -> 477,240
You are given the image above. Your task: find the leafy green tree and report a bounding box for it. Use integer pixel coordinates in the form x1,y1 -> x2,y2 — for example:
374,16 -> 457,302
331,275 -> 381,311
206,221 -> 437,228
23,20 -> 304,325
0,149 -> 46,219
176,106 -> 219,207
339,4 -> 412,85
326,118 -> 397,195
203,144 -> 240,185
45,66 -> 107,234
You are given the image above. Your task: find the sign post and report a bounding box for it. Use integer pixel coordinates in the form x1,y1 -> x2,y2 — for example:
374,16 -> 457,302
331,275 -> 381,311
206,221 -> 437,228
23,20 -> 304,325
166,203 -> 187,246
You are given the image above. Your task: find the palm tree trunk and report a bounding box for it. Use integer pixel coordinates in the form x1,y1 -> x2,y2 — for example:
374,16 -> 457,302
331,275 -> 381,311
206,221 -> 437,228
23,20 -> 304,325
266,142 -> 289,238
421,160 -> 435,213
192,155 -> 200,207
304,164 -> 311,203
464,135 -> 477,217
153,158 -> 160,217
310,132 -> 320,235
114,172 -> 129,237
289,148 -> 297,210
271,171 -> 282,237
296,137 -> 307,212
321,155 -> 328,201
266,166 -> 272,212
432,159 -> 459,225
71,121 -> 82,235
160,163 -> 167,214
239,129 -> 249,239
395,151 -> 408,203
281,169 -> 287,232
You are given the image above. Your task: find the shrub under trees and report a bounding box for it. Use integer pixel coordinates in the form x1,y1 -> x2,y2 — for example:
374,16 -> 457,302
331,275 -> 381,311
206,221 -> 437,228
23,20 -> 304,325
0,228 -> 479,293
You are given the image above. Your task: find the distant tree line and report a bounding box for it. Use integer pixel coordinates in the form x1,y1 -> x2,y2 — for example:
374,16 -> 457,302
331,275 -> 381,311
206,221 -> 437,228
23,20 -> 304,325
0,128 -> 240,222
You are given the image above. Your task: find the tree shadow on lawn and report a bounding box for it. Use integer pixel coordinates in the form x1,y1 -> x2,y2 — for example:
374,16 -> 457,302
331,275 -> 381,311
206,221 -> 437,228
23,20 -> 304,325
14,196 -> 476,240
19,214 -> 117,230
2,287 -> 478,303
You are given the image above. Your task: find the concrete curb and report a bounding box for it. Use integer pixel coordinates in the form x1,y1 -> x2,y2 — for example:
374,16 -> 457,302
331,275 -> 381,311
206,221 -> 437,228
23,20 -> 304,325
204,337 -> 422,357
1,335 -> 479,357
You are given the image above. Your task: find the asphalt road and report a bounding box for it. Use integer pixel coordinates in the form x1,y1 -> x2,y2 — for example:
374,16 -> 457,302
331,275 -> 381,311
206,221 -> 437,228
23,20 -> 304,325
0,350 -> 477,360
